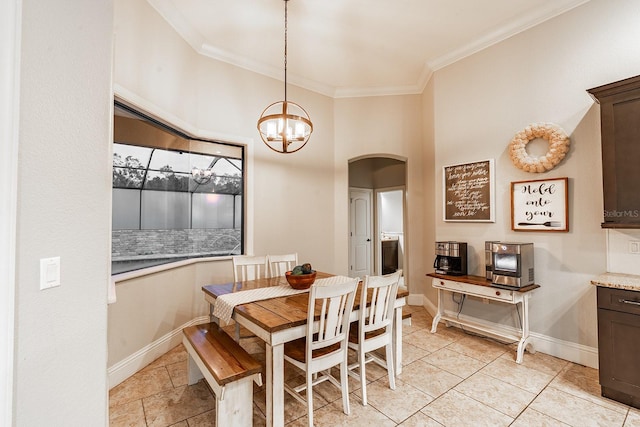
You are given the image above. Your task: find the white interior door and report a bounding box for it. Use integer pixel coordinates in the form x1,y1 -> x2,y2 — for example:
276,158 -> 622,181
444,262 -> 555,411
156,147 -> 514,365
349,188 -> 372,278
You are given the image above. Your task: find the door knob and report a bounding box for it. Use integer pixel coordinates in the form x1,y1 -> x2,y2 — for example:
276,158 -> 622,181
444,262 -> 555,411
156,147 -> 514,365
366,239 -> 371,242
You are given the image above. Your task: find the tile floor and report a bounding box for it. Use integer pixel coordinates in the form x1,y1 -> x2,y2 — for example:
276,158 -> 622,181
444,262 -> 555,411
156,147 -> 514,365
109,306 -> 640,426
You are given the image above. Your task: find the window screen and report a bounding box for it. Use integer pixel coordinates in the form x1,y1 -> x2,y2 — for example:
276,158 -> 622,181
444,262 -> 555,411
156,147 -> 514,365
112,102 -> 244,274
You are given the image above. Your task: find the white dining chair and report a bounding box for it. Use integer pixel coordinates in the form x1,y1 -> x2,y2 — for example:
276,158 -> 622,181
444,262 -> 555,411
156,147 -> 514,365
268,253 -> 298,277
283,277 -> 359,427
232,255 -> 269,282
347,271 -> 401,406
230,255 -> 269,341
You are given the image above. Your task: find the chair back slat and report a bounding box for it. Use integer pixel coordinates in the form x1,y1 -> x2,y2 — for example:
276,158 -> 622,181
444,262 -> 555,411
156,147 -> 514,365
362,271 -> 401,333
308,278 -> 358,353
268,253 -> 298,277
232,255 -> 268,282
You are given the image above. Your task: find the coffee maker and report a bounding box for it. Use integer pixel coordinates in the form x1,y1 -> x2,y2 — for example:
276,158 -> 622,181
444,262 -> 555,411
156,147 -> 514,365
433,241 -> 467,276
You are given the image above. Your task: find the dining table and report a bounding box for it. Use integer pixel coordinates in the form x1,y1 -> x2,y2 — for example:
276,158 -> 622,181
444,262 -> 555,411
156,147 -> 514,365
202,271 -> 408,427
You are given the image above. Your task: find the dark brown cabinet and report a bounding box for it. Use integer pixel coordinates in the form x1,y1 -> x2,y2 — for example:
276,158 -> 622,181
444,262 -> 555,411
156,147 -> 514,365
597,286 -> 640,409
381,240 -> 398,275
588,75 -> 640,228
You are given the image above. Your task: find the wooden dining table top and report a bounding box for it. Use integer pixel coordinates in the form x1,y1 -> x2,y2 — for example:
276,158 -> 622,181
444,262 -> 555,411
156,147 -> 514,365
202,271 -> 409,334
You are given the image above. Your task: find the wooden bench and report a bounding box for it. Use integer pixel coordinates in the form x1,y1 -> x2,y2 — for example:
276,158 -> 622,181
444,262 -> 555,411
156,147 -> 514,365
182,322 -> 262,427
402,309 -> 412,324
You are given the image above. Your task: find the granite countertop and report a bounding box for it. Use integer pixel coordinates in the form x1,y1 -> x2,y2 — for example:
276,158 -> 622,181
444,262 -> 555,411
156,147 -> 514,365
591,272 -> 640,291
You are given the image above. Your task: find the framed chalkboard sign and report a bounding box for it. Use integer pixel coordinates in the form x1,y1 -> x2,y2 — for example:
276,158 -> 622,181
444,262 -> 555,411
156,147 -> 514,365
443,159 -> 495,222
511,177 -> 568,232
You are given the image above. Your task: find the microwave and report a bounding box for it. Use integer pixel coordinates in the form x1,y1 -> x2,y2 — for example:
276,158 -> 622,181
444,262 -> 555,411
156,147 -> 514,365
491,242 -> 534,288
485,241 -> 500,280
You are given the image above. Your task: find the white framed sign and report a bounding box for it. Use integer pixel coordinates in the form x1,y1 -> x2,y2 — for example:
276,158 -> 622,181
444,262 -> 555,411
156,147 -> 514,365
511,177 -> 568,232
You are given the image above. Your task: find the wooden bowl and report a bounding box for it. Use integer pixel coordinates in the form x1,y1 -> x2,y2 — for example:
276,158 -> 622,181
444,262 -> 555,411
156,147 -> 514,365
285,271 -> 317,290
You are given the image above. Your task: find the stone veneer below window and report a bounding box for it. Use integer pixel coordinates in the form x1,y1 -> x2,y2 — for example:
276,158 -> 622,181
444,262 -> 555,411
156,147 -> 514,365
112,229 -> 241,259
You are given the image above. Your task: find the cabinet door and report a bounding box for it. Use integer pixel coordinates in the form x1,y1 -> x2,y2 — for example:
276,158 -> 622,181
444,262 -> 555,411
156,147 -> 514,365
601,95 -> 640,226
588,75 -> 640,228
597,307 -> 640,398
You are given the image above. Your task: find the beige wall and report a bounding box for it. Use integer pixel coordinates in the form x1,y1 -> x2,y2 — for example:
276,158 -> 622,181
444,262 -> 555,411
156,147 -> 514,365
372,159 -> 406,189
108,259 -> 231,366
110,0 -> 341,380
431,0 -> 640,359
349,159 -> 375,188
349,158 -> 406,189
107,0 -> 640,387
14,0 -> 640,423
422,77 -> 437,300
15,0 -> 113,424
114,0 -> 337,274
334,95 -> 427,296
111,0 -> 431,372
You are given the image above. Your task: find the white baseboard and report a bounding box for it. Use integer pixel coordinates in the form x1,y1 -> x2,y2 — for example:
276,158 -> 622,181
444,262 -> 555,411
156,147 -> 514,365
529,331 -> 599,369
407,293 -> 427,308
422,294 -> 438,317
110,299 -> 600,389
108,316 -> 209,389
409,295 -> 598,369
407,293 -> 438,316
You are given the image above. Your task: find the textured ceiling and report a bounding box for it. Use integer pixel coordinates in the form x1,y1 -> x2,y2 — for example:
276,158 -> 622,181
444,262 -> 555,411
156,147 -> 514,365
147,0 -> 591,98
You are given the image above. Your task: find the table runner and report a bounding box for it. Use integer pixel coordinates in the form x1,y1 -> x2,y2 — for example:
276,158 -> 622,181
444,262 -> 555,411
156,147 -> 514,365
212,275 -> 352,322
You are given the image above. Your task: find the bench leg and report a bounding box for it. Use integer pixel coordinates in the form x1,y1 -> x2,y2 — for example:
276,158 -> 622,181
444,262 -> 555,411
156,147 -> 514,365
216,376 -> 255,427
187,353 -> 204,385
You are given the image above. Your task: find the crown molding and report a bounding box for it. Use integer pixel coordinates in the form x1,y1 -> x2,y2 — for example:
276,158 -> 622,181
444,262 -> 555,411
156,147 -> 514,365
333,83 -> 424,99
147,0 -> 591,99
427,0 -> 591,71
199,43 -> 337,98
146,0 -> 206,53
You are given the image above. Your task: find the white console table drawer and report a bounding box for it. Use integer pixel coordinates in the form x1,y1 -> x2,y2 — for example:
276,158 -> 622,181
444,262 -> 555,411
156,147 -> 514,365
432,277 -> 515,303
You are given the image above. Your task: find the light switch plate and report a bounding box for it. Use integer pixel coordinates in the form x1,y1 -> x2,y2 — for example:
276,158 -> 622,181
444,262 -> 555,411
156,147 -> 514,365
40,257 -> 61,290
630,241 -> 640,254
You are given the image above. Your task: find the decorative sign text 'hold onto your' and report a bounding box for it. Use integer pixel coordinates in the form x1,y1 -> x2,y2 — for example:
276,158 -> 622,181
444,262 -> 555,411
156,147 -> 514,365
511,177 -> 568,232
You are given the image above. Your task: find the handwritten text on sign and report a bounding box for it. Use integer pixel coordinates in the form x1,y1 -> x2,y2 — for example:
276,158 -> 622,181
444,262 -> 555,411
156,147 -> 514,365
444,160 -> 493,221
511,178 -> 568,231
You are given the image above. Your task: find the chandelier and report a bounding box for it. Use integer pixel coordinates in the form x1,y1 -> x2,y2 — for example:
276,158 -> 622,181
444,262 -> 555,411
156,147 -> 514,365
257,0 -> 313,154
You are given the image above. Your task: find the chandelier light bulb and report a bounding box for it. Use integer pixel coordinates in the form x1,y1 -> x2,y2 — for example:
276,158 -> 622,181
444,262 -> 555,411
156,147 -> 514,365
191,167 -> 213,184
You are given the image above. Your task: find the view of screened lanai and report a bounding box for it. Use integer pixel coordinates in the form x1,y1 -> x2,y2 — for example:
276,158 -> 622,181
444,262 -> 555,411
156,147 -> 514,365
112,103 -> 245,274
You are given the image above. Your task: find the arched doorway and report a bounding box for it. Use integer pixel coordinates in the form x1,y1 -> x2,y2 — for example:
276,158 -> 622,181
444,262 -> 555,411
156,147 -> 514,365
348,156 -> 407,280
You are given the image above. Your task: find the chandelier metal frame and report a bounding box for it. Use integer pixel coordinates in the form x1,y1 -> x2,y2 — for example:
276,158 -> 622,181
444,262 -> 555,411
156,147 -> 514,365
257,0 -> 313,154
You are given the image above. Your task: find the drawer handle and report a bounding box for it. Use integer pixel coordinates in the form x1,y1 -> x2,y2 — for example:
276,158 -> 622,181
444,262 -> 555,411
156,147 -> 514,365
619,298 -> 640,306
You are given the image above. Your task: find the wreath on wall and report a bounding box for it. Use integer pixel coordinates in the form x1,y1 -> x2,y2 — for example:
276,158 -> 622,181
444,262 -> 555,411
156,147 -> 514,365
509,123 -> 570,173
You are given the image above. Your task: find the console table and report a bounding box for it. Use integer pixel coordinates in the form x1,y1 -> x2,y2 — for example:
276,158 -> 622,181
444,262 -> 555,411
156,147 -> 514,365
427,272 -> 540,363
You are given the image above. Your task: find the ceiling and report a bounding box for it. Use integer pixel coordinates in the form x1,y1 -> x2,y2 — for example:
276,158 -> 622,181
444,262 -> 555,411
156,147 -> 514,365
147,0 -> 591,98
